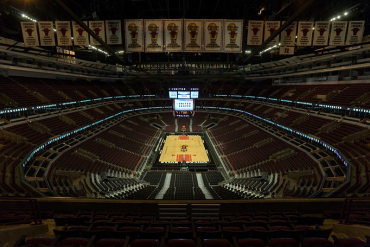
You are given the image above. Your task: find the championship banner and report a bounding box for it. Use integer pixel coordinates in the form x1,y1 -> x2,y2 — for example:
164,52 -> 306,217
247,20 -> 263,46
72,21 -> 89,46
329,21 -> 348,46
144,19 -> 163,53
203,19 -> 223,52
280,46 -> 294,55
55,21 -> 72,46
164,19 -> 183,52
184,19 -> 203,52
313,21 -> 330,46
89,21 -> 106,45
224,19 -> 243,53
106,20 -> 122,45
264,21 -> 280,46
297,21 -> 314,46
125,19 -> 144,53
38,21 -> 55,46
280,21 -> 297,46
21,22 -> 39,47
346,21 -> 365,45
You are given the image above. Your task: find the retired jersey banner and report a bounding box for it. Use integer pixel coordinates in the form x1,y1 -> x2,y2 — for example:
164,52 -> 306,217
297,22 -> 314,46
329,21 -> 348,46
164,19 -> 183,52
21,22 -> 39,47
72,21 -> 89,46
55,21 -> 72,46
247,20 -> 263,46
144,19 -> 163,53
280,46 -> 294,55
89,21 -> 106,45
184,19 -> 203,52
38,21 -> 55,46
264,21 -> 280,46
204,19 -> 223,52
224,20 -> 243,53
280,21 -> 297,46
313,21 -> 330,46
346,21 -> 365,45
125,19 -> 144,53
106,20 -> 122,45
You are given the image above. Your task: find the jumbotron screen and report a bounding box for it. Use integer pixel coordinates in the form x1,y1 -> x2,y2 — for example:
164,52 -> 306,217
174,99 -> 194,111
168,88 -> 199,99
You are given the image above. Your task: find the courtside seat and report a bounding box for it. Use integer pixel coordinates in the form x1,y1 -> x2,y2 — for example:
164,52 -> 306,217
167,239 -> 196,247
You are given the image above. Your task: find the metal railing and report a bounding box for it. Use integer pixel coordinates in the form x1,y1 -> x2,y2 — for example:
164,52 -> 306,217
0,198 -> 42,225
340,197 -> 370,225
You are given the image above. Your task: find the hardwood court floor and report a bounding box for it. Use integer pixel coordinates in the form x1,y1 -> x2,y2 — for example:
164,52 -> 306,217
159,135 -> 209,163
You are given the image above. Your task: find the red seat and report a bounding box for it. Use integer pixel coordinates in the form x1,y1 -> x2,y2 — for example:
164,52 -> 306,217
95,239 -> 125,247
130,239 -> 160,247
270,226 -> 291,231
94,226 -> 115,231
167,239 -> 196,247
68,226 -> 89,231
270,238 -> 299,247
197,227 -> 218,232
168,227 -> 193,239
25,237 -> 55,247
202,239 -> 232,247
119,226 -> 140,232
246,227 -> 267,231
295,225 -> 315,230
334,238 -> 367,246
143,227 -> 165,232
59,237 -> 90,246
222,227 -> 243,232
303,238 -> 333,247
238,238 -> 266,247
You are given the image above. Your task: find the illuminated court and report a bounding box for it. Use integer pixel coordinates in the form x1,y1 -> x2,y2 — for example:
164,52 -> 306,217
159,135 -> 209,163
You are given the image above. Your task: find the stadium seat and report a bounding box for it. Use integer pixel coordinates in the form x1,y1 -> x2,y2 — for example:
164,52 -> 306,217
167,239 -> 196,247
130,239 -> 160,247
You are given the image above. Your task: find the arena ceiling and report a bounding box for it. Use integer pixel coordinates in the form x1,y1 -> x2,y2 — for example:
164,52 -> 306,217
0,0 -> 369,82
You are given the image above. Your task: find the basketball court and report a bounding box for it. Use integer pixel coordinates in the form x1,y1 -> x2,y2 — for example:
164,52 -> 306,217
159,135 -> 209,163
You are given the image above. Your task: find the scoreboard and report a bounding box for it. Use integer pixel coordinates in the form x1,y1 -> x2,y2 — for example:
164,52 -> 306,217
169,88 -> 198,117
168,88 -> 199,99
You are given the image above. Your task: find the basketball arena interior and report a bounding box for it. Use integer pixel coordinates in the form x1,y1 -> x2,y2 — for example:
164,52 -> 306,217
1,0 -> 370,246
